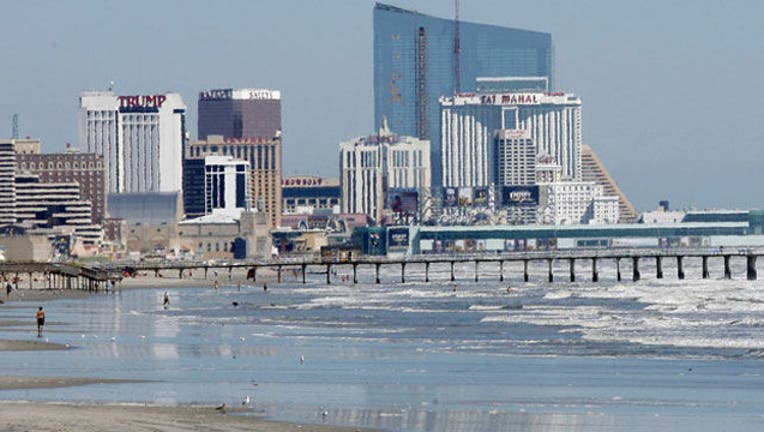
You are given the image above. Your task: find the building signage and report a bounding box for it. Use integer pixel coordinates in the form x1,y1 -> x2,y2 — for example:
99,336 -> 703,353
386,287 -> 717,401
501,185 -> 540,207
118,95 -> 166,109
200,89 -> 280,101
199,89 -> 233,100
481,93 -> 540,105
282,177 -> 323,187
387,227 -> 410,250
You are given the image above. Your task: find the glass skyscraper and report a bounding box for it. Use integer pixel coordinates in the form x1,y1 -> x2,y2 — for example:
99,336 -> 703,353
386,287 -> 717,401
373,3 -> 553,190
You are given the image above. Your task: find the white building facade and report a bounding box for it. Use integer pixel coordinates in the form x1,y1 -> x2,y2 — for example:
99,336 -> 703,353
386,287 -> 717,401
204,156 -> 251,215
79,91 -> 186,194
540,181 -> 620,225
340,124 -> 431,222
440,91 -> 582,186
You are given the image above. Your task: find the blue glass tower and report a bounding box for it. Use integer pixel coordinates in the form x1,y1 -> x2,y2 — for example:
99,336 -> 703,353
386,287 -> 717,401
373,3 -> 553,190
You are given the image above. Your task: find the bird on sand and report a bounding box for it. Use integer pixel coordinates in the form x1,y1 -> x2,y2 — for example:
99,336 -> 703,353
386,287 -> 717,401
215,403 -> 226,411
242,395 -> 251,406
300,355 -> 305,364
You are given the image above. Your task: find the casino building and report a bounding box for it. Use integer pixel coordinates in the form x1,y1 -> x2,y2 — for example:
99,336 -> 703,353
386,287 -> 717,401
198,88 -> 281,140
374,3 -> 553,189
440,91 -> 582,187
282,176 -> 340,214
78,91 -> 187,194
185,135 -> 282,227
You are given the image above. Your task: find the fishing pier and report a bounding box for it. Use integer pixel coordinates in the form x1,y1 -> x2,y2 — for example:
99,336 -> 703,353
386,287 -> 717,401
99,247 -> 763,285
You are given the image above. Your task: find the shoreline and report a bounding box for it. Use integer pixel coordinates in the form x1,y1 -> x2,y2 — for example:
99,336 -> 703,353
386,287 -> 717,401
0,401 -> 376,432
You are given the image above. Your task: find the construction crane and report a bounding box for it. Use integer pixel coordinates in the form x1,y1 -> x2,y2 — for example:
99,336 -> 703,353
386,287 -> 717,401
454,0 -> 461,94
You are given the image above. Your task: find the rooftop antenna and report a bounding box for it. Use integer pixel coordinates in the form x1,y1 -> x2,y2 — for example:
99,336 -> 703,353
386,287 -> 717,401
11,114 -> 18,139
454,0 -> 461,94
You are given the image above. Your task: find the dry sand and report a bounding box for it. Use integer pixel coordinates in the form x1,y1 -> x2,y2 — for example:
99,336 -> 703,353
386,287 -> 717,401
0,402 -> 373,432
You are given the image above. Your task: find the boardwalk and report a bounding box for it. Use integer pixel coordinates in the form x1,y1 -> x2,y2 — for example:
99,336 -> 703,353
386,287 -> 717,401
94,246 -> 764,285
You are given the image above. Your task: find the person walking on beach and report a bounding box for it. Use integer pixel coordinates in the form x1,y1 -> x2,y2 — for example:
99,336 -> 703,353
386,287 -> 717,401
36,307 -> 45,337
163,292 -> 170,309
5,281 -> 12,298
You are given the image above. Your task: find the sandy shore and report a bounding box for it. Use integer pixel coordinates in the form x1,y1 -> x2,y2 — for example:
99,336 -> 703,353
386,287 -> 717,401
0,401 -> 373,432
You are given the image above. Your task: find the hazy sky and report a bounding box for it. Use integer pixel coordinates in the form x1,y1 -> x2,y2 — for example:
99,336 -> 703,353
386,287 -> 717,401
1,1 -> 763,211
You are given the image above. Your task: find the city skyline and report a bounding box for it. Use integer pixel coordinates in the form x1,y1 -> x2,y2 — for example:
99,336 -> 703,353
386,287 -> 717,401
1,1 -> 763,210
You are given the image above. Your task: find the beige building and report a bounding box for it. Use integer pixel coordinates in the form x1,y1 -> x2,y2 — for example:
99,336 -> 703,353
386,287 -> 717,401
186,135 -> 281,227
126,210 -> 271,260
0,234 -> 52,262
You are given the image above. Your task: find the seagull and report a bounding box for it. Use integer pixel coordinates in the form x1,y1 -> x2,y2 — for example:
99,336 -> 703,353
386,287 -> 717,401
321,410 -> 328,419
300,355 -> 305,365
232,301 -> 239,307
242,395 -> 251,406
215,403 -> 226,411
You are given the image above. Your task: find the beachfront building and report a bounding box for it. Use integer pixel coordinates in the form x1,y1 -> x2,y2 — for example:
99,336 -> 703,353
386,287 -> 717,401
374,2 -> 553,189
494,129 -> 536,186
0,141 -> 16,225
540,181 -> 619,226
198,88 -> 281,140
16,150 -> 107,223
441,91 -> 583,184
340,122 -> 431,222
581,144 -> 638,223
78,91 -> 187,194
183,155 -> 251,219
185,135 -> 281,227
282,176 -> 341,214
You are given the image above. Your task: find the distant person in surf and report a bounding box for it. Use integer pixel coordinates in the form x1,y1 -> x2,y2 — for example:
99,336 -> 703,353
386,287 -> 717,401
36,306 -> 45,337
163,292 -> 170,309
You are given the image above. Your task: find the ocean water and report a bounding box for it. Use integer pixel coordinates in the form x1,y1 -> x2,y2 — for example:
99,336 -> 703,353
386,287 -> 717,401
1,257 -> 764,431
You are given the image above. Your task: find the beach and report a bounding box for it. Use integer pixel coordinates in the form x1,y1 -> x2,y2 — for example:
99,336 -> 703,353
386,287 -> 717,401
0,402 -> 369,432
0,275 -> 375,432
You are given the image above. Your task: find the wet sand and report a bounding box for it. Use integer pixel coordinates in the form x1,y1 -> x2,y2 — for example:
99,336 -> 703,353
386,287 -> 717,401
0,401 -> 373,432
0,269 -> 375,432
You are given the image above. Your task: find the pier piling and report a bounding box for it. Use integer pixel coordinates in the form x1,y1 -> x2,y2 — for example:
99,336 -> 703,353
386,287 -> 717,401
523,260 -> 529,282
747,255 -> 757,281
632,257 -> 640,282
616,258 -> 622,282
375,263 -> 381,284
450,261 -> 455,282
677,256 -> 685,280
592,258 -> 599,282
656,256 -> 663,279
569,259 -> 575,282
702,256 -> 709,279
425,262 -> 430,283
475,261 -> 479,282
401,263 -> 406,284
547,259 -> 554,283
724,255 -> 732,279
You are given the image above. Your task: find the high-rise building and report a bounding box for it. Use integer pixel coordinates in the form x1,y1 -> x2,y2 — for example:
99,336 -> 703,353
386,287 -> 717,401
198,88 -> 281,140
374,3 -> 553,188
581,144 -> 638,223
16,151 -> 106,223
183,155 -> 251,218
14,173 -> 102,244
494,129 -> 536,186
0,141 -> 16,225
78,91 -> 187,194
186,135 -> 281,227
440,91 -> 582,185
340,123 -> 430,222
